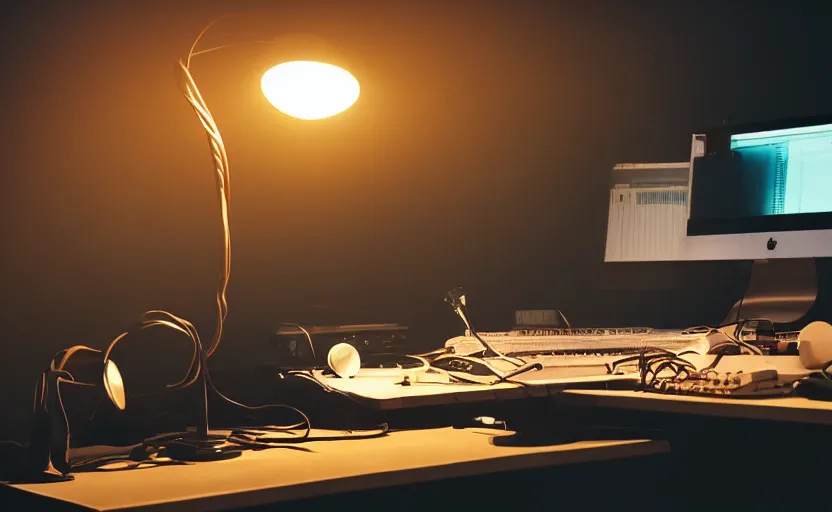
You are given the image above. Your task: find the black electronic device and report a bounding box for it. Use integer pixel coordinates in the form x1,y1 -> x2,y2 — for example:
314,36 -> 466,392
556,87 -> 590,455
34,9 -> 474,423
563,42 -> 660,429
271,323 -> 409,370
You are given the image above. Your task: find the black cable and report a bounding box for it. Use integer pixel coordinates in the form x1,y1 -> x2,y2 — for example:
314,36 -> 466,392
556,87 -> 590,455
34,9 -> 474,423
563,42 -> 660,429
286,370 -> 376,409
201,354 -> 312,440
557,309 -> 571,328
643,358 -> 695,388
229,424 -> 389,445
607,348 -> 696,389
677,350 -> 702,357
107,311 -> 314,443
444,289 -> 525,367
496,362 -> 544,383
222,436 -> 313,452
72,453 -> 190,472
683,320 -> 764,355
607,347 -> 684,374
699,352 -> 727,373
279,323 -> 317,363
429,353 -> 540,385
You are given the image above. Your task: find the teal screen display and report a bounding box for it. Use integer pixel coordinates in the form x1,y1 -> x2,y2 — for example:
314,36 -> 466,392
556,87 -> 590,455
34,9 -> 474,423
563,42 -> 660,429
730,123 -> 832,216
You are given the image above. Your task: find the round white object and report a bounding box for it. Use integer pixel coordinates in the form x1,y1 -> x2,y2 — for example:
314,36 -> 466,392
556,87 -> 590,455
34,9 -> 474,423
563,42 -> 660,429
798,321 -> 832,370
327,343 -> 361,378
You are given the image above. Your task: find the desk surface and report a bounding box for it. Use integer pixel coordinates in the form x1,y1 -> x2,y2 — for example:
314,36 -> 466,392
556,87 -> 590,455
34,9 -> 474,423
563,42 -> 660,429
9,428 -> 667,512
554,389 -> 832,425
320,370 -> 635,410
317,354 -> 810,410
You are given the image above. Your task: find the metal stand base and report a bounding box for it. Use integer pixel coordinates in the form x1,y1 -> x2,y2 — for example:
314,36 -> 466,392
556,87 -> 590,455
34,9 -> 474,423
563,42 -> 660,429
724,258 -> 819,326
163,432 -> 242,462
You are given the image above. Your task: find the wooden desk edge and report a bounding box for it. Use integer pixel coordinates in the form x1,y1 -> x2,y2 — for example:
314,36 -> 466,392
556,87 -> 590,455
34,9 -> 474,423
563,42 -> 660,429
127,439 -> 669,512
8,439 -> 669,512
554,390 -> 832,425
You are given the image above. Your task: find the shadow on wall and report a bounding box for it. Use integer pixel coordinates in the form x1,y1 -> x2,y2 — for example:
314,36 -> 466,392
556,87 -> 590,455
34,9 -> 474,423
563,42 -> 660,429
596,260 -> 752,329
593,258 -> 832,329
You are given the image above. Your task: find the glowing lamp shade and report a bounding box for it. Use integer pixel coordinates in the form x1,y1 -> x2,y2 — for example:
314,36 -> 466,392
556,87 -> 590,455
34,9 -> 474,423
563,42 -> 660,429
261,61 -> 360,120
102,359 -> 126,411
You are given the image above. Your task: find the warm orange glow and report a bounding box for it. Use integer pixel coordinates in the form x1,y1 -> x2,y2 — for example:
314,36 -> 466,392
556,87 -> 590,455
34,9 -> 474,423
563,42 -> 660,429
103,359 -> 126,411
261,61 -> 360,120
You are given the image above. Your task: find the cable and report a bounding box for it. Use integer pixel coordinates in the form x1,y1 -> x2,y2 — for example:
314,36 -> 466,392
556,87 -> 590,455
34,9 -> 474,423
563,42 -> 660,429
607,349 -> 696,390
682,320 -> 764,356
470,330 -> 526,367
497,361 -> 544,383
178,62 -> 230,360
444,289 -> 526,367
606,347 -> 683,374
428,353 -> 541,386
204,365 -> 312,441
699,352 -> 727,373
279,323 -> 317,362
188,39 -> 279,59
731,320 -> 765,355
286,370 -> 377,408
103,311 -> 202,391
181,16 -> 305,361
556,309 -> 571,328
413,347 -> 451,358
229,424 -> 389,446
104,310 -> 313,444
642,356 -> 695,388
178,17 -> 234,360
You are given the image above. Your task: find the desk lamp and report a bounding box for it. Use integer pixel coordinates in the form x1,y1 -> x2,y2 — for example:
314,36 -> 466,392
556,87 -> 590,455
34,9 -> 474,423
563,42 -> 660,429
8,17 -> 362,481
21,17 -> 360,476
29,346 -> 126,482
179,17 -> 360,361
133,19 -> 357,458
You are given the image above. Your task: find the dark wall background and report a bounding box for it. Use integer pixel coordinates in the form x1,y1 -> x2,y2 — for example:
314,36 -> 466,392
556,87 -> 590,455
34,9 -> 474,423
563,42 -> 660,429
1,0 -> 831,441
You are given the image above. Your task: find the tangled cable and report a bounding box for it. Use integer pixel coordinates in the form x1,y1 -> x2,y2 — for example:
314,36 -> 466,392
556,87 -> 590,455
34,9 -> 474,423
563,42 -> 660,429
607,348 -> 698,389
176,16 -> 234,360
682,320 -> 766,356
104,310 -> 312,434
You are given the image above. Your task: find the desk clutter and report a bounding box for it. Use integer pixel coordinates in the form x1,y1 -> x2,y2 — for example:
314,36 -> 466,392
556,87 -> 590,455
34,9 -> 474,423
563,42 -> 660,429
294,291 -> 832,404
2,288 -> 831,486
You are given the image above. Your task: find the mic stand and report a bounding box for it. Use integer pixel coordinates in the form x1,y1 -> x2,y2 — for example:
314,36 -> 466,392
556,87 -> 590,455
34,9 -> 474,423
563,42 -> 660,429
160,352 -> 242,462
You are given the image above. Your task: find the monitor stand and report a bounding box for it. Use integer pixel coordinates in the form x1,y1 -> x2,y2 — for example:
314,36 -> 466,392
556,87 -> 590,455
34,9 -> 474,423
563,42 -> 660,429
722,258 -> 819,327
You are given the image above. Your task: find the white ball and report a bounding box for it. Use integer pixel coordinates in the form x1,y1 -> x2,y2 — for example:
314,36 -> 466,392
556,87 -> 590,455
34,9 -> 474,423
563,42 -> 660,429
798,321 -> 832,370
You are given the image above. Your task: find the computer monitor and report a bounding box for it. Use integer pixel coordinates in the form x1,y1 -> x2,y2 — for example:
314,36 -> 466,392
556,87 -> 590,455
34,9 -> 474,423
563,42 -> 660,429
603,116 -> 830,324
686,117 -> 832,260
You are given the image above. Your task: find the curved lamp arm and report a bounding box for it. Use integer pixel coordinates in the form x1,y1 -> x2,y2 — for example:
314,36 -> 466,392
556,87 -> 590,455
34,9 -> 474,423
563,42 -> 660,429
174,16 -> 360,359
103,310 -> 204,391
178,58 -> 232,360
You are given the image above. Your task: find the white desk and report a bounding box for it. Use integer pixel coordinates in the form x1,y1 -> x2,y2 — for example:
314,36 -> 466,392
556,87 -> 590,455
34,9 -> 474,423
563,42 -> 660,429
7,428 -> 667,511
553,389 -> 832,425
319,370 -> 636,410
320,355 -> 823,419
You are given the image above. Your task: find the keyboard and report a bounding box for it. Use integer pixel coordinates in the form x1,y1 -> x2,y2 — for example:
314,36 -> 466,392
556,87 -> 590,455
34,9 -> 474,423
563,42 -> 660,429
446,330 -> 711,358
